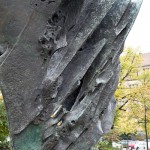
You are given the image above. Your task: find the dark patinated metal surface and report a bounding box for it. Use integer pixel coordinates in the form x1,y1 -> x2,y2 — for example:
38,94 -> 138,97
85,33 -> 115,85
0,0 -> 142,149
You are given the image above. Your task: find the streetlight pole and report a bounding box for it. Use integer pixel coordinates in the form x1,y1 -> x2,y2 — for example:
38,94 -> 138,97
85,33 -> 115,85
144,102 -> 149,150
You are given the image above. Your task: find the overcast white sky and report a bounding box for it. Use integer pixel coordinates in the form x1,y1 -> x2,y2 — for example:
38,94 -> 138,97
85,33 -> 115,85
125,0 -> 150,53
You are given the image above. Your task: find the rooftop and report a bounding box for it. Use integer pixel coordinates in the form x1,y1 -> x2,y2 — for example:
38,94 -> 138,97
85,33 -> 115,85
142,52 -> 150,67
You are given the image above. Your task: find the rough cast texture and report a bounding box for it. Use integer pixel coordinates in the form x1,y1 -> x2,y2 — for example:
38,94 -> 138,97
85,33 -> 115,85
0,0 -> 142,149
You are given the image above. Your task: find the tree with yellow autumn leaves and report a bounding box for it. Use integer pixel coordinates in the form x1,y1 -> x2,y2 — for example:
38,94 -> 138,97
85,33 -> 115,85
114,47 -> 150,141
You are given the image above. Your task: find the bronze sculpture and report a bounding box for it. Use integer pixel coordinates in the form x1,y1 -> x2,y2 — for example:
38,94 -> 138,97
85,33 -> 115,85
0,0 -> 142,149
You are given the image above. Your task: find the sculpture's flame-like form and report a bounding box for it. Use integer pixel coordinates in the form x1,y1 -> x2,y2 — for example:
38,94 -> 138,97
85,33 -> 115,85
0,0 -> 142,149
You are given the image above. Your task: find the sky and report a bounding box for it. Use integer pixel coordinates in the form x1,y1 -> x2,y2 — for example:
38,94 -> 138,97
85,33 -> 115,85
125,0 -> 150,53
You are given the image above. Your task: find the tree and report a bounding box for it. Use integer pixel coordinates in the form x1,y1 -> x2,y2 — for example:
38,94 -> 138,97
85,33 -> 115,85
114,47 -> 142,134
114,47 -> 150,144
0,92 -> 10,149
0,0 -> 142,150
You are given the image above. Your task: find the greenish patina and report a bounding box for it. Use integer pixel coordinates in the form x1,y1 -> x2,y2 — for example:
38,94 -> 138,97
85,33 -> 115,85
13,124 -> 43,150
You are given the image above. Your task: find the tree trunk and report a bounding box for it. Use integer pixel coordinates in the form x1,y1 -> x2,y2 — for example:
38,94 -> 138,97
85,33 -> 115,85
0,0 -> 142,149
